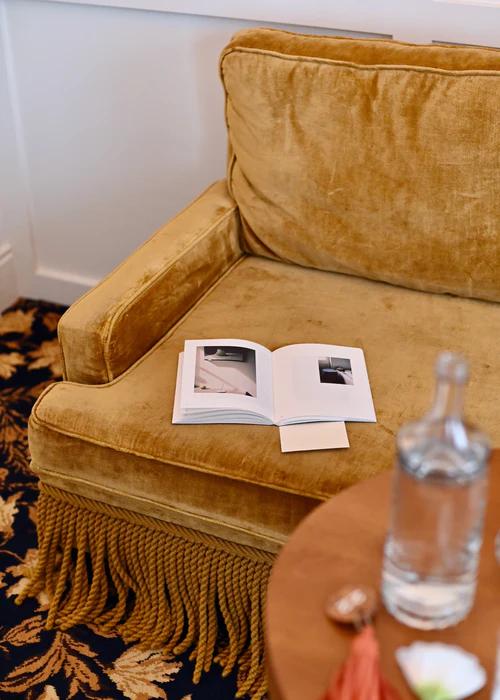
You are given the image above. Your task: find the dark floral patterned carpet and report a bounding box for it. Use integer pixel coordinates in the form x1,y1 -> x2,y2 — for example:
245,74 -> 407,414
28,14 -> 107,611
0,298 -> 241,700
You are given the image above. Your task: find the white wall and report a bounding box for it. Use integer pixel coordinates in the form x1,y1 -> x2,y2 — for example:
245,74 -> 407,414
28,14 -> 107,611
1,0 -> 499,309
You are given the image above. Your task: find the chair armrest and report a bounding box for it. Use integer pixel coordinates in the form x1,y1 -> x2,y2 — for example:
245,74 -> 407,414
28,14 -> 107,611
58,180 -> 242,384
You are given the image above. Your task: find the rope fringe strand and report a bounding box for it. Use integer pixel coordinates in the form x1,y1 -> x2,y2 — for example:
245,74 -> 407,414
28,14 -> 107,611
18,484 -> 274,700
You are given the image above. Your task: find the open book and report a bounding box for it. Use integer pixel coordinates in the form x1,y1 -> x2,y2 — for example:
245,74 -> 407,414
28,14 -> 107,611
172,339 -> 376,426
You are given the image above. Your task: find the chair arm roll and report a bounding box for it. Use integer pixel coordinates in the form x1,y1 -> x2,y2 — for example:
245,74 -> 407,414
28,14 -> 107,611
58,180 -> 243,384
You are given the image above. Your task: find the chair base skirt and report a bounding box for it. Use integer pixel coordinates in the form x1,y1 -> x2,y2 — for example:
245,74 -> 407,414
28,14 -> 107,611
18,483 -> 274,700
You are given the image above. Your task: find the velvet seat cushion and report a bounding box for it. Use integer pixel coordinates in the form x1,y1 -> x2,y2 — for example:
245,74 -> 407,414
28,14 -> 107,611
30,256 -> 500,552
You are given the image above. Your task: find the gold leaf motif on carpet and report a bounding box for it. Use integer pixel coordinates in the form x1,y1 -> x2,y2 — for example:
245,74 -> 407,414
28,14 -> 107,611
28,339 -> 64,378
0,308 -> 36,336
0,630 -> 100,697
35,686 -> 60,700
6,548 -> 49,609
0,614 -> 45,647
106,648 -> 182,700
0,492 -> 20,543
0,352 -> 24,379
42,312 -> 62,333
0,391 -> 30,473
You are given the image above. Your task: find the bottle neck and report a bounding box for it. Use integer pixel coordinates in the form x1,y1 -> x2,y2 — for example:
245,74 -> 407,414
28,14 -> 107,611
428,378 -> 464,420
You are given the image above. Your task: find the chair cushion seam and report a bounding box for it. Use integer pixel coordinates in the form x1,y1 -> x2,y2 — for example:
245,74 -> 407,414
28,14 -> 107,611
220,46 -> 500,78
29,409 -> 328,501
230,27 -> 500,56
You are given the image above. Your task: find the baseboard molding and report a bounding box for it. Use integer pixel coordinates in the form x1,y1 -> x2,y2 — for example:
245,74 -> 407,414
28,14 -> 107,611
29,266 -> 99,307
0,243 -> 19,311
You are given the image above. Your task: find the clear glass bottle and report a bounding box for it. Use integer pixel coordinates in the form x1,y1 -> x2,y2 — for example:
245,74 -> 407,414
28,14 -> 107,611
381,352 -> 490,629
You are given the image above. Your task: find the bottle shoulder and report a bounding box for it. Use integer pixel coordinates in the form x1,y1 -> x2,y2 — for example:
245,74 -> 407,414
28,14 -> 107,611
397,417 -> 490,480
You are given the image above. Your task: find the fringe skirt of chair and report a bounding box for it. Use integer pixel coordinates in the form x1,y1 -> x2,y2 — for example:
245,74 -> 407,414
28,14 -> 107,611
17,483 -> 275,700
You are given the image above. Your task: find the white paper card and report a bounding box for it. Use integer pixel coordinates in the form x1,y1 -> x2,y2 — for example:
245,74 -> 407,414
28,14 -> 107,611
279,421 -> 349,453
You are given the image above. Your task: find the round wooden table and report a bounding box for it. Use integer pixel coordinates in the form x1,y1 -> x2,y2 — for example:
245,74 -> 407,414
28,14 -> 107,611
266,451 -> 500,699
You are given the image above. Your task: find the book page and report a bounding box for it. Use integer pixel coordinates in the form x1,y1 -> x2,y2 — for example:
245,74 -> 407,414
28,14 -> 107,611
180,339 -> 274,419
272,343 -> 376,425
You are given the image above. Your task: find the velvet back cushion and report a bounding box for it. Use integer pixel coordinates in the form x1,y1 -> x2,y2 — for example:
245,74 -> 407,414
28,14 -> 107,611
220,29 -> 500,302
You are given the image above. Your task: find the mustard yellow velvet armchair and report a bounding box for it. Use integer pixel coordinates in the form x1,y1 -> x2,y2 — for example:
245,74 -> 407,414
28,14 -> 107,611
21,29 -> 500,699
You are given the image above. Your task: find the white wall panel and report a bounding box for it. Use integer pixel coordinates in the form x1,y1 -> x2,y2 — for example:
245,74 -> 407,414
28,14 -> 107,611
5,2 -> 233,285
1,0 -> 499,306
42,0 -> 500,44
0,0 -> 35,308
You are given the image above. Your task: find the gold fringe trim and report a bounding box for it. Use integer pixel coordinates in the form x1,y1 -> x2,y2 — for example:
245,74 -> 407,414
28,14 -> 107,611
18,483 -> 275,699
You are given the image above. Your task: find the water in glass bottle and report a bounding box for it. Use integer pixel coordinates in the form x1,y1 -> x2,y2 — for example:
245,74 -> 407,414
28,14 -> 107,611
381,352 -> 490,629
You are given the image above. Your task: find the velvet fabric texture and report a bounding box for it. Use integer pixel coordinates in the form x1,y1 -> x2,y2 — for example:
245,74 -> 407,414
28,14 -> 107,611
31,256 -> 500,549
220,29 -> 500,302
59,181 -> 242,384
